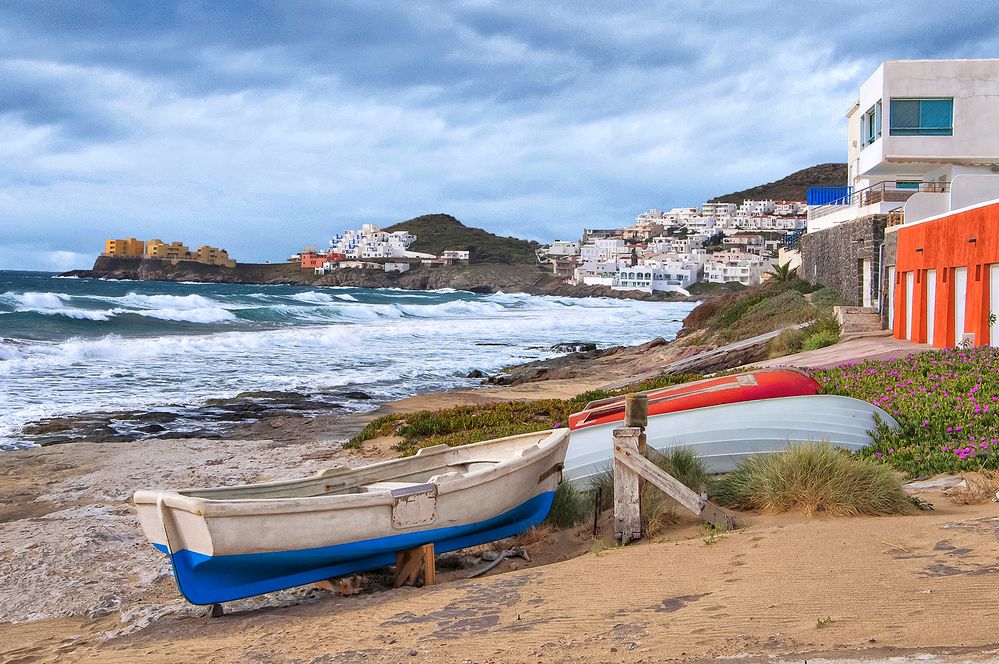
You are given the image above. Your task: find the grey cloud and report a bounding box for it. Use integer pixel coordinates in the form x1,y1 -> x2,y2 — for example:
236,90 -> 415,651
3,1 -> 999,270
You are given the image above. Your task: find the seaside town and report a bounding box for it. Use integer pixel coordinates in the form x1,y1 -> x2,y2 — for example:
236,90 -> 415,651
6,2 -> 999,661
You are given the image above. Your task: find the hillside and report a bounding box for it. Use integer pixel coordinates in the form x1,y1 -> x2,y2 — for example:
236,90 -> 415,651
709,163 -> 847,203
384,214 -> 541,264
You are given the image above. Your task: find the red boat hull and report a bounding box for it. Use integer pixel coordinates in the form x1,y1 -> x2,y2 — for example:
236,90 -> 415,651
568,368 -> 821,430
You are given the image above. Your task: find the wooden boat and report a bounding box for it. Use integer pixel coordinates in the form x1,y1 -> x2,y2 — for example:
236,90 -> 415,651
568,368 -> 821,430
564,395 -> 899,485
134,429 -> 569,605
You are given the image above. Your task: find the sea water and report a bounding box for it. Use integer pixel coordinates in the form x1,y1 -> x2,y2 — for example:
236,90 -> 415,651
0,270 -> 696,450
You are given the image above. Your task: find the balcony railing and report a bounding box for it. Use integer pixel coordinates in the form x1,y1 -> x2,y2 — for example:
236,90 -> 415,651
809,181 -> 949,220
807,185 -> 853,206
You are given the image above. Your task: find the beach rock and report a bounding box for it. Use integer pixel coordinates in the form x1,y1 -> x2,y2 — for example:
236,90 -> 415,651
550,342 -> 598,353
339,391 -> 372,400
637,337 -> 669,352
466,369 -> 487,378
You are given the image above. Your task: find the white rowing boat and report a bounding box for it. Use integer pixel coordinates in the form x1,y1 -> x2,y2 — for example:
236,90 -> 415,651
564,395 -> 897,486
134,428 -> 569,604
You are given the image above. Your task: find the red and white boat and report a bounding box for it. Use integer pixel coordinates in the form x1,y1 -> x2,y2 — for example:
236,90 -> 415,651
564,369 -> 896,483
568,369 -> 821,430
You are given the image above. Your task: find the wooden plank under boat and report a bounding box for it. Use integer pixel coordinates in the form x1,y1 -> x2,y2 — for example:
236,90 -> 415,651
568,368 -> 821,430
564,395 -> 899,485
134,429 -> 569,605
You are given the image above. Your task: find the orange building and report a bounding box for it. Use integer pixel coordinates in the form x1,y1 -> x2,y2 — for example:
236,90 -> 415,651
104,238 -> 145,257
300,250 -> 345,269
892,199 -> 999,347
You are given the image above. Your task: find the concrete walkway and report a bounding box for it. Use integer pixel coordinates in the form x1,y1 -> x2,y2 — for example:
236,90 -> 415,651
745,333 -> 931,370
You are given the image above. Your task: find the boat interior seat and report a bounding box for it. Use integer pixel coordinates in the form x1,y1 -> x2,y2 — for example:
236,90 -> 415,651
361,481 -> 432,493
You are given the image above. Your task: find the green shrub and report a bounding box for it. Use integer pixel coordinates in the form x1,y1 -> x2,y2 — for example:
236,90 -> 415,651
805,313 -> 841,337
809,286 -> 841,309
347,374 -> 704,453
768,326 -> 807,358
711,443 -> 914,516
802,329 -> 840,351
545,481 -> 589,528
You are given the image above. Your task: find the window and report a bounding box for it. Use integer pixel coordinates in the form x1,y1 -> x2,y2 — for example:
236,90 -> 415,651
896,181 -> 920,190
890,98 -> 953,136
861,100 -> 882,147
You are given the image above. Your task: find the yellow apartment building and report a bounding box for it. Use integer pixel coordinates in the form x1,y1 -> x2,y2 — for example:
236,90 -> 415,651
194,246 -> 237,267
104,238 -> 145,257
145,239 -> 191,260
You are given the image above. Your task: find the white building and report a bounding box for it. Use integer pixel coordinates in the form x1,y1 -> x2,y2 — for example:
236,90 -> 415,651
808,59 -> 999,232
330,224 -> 419,259
579,238 -> 629,263
441,250 -> 470,262
701,202 -> 738,218
704,249 -> 775,286
541,240 -> 580,257
384,262 -> 411,273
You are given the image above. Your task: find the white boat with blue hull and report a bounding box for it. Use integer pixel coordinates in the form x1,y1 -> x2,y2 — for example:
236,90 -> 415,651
134,429 -> 569,605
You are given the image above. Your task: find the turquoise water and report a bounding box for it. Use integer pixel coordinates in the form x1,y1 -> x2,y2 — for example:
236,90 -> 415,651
0,271 -> 696,449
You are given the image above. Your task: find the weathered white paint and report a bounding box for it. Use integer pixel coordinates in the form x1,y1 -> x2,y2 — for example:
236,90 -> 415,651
926,269 -> 936,345
134,429 -> 569,558
905,271 -> 915,340
862,259 -> 873,308
954,267 -> 968,345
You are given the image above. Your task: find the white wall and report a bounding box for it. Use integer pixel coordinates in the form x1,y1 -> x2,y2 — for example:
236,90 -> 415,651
950,174 -> 999,211
903,191 -> 951,224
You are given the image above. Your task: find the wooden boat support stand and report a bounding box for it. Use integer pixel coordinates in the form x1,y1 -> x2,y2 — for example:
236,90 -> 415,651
614,394 -> 738,544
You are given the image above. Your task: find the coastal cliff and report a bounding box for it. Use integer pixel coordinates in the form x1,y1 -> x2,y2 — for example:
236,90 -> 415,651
61,256 -> 695,301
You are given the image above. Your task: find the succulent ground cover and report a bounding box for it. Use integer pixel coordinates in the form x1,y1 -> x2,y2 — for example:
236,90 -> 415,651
813,346 -> 999,477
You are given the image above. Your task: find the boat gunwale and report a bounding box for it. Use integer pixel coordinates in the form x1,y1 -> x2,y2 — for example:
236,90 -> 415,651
133,428 -> 568,517
579,368 -> 815,412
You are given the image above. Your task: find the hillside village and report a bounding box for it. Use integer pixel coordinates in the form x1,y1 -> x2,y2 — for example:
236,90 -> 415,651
536,199 -> 807,294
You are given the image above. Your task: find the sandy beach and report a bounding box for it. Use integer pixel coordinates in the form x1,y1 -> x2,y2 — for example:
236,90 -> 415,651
3,342 -> 999,663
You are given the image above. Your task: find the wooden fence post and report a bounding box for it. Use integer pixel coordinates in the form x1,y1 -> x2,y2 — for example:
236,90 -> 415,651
613,426 -> 643,544
625,393 -> 649,493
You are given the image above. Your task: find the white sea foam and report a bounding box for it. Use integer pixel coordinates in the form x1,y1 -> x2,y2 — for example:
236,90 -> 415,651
124,307 -> 238,324
108,292 -> 226,310
0,284 -> 698,449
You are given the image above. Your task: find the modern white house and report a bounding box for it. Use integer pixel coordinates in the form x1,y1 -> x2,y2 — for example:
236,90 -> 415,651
704,249 -> 774,286
808,59 -> 999,232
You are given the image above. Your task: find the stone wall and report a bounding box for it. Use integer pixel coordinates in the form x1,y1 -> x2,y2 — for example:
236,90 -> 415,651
799,215 -> 886,309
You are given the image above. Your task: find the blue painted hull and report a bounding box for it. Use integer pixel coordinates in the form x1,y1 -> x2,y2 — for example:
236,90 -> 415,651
154,490 -> 555,605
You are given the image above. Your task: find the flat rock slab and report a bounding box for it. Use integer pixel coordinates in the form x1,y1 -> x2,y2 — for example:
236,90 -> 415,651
905,476 -> 968,491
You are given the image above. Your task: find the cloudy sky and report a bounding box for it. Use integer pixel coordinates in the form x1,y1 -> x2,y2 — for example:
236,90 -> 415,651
3,1 -> 999,271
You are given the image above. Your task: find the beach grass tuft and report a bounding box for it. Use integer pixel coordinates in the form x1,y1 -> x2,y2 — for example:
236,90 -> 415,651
345,374 -> 702,453
544,481 -> 589,529
711,443 -> 914,517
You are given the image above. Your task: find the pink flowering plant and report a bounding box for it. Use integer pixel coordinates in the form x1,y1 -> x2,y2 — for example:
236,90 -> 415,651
811,346 -> 999,477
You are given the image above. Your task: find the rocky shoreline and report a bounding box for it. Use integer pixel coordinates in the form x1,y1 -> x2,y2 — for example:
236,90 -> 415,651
61,255 -> 703,301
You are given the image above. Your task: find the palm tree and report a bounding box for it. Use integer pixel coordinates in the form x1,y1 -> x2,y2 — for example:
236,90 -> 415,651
769,261 -> 795,282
